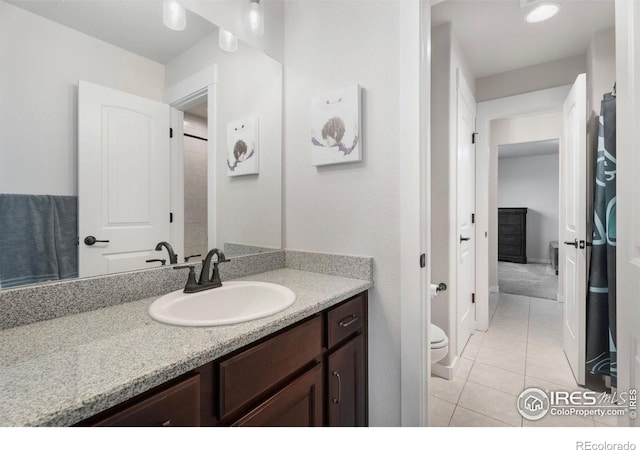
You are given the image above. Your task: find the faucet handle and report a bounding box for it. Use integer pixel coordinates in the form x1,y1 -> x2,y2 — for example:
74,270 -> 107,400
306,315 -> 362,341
173,265 -> 199,293
184,254 -> 201,262
145,259 -> 166,266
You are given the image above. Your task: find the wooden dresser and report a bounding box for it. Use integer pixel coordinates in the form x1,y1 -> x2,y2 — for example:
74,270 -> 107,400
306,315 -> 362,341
498,208 -> 527,264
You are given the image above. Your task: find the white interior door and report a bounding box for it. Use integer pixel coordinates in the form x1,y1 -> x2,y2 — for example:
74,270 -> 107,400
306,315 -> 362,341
457,69 -> 477,354
615,0 -> 640,426
78,81 -> 171,277
561,73 -> 587,385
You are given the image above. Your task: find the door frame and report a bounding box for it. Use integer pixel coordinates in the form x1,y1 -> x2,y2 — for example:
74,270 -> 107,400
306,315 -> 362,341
474,85 -> 571,331
615,0 -> 640,427
399,0 -> 431,426
164,65 -> 218,259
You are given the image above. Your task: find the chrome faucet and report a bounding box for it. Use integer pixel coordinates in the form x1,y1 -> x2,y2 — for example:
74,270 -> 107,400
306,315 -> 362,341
155,241 -> 178,265
173,248 -> 230,293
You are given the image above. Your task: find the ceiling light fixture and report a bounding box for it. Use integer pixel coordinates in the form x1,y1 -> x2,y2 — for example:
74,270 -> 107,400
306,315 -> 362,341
526,3 -> 561,23
219,28 -> 238,52
163,0 -> 186,31
246,0 -> 264,36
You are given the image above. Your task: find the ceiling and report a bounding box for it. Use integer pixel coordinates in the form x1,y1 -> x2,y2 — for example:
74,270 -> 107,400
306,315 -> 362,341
432,0 -> 615,78
498,139 -> 559,159
8,0 -> 217,64
186,101 -> 208,119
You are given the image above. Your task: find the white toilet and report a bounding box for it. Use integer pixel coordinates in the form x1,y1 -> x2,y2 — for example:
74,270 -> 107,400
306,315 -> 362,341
430,323 -> 449,364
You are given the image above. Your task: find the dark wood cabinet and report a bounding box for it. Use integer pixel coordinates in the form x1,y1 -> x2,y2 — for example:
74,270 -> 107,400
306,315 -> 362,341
233,364 -> 323,427
78,291 -> 368,427
327,334 -> 366,426
498,207 -> 527,264
90,374 -> 201,427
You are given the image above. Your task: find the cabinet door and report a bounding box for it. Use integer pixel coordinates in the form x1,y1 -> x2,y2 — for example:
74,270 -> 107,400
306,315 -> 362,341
327,335 -> 366,426
91,375 -> 200,427
232,364 -> 323,427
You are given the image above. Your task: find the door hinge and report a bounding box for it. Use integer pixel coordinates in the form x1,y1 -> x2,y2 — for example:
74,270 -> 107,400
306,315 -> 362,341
169,212 -> 174,223
472,293 -> 475,304
420,253 -> 426,268
471,213 -> 475,224
170,127 -> 174,138
472,132 -> 478,144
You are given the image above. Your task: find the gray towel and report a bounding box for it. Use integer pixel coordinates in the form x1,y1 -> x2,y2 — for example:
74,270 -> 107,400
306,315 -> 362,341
0,194 -> 78,289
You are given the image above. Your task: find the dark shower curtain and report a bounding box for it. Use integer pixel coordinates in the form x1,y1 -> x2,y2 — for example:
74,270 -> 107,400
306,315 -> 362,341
586,91 -> 617,387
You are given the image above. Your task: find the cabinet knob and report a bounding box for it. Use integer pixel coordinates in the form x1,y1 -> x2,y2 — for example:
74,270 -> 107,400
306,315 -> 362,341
339,314 -> 359,328
161,419 -> 171,427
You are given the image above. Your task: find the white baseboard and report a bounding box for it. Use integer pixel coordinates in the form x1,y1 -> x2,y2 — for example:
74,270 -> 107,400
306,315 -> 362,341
528,258 -> 552,264
431,356 -> 460,380
489,285 -> 500,293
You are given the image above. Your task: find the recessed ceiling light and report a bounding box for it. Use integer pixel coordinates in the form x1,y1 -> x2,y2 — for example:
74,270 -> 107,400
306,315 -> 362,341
526,3 -> 561,23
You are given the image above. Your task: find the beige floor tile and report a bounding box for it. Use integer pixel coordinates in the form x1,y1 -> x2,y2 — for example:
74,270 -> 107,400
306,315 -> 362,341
524,376 -> 586,393
499,293 -> 531,306
526,342 -> 569,366
430,375 -> 466,404
449,405 -> 514,427
476,346 -> 526,374
458,381 -> 522,426
467,331 -> 486,347
429,396 -> 456,427
492,308 -> 530,321
485,328 -> 528,343
461,342 -> 481,361
468,361 -> 525,396
481,333 -> 528,354
526,357 -> 580,388
527,329 -> 564,347
456,357 -> 474,380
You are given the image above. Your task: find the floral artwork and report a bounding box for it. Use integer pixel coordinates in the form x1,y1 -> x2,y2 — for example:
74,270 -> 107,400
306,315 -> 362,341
310,84 -> 362,166
227,116 -> 259,176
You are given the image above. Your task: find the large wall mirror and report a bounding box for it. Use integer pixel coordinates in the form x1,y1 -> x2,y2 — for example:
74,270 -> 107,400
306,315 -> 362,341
0,0 -> 282,289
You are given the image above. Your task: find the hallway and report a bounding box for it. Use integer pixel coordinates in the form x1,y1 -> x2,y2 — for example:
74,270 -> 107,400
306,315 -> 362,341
430,292 -> 616,427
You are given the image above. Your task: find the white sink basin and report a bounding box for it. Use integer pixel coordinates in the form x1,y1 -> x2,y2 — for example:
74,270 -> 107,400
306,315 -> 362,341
148,281 -> 296,327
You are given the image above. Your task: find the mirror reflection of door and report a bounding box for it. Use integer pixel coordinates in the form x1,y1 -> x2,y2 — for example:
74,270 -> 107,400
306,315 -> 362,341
78,81 -> 171,277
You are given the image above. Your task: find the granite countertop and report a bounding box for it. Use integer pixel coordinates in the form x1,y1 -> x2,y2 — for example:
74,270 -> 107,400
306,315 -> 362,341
0,268 -> 373,427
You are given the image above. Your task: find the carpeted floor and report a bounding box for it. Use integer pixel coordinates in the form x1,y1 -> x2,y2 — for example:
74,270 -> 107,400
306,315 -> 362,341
498,262 -> 559,300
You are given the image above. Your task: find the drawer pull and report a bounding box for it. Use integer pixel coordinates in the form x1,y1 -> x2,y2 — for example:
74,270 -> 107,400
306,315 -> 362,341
339,315 -> 359,328
161,420 -> 172,427
332,371 -> 342,404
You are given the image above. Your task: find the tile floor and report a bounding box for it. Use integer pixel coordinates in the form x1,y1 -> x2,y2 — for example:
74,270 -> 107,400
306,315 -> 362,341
429,292 -> 617,427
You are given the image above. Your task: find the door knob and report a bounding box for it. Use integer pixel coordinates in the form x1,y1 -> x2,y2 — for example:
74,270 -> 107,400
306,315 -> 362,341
84,236 -> 110,246
564,239 -> 578,248
460,235 -> 471,242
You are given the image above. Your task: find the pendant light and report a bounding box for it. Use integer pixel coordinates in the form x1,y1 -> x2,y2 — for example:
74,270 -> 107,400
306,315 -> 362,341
163,0 -> 186,31
219,28 -> 238,53
246,0 -> 264,36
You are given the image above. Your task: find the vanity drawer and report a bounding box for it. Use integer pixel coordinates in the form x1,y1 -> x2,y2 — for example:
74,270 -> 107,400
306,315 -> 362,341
91,374 -> 200,427
327,294 -> 365,349
218,316 -> 322,421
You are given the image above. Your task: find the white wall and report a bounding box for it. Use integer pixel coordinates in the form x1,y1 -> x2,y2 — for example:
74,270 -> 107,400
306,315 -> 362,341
283,0 -> 421,426
498,153 -> 560,263
165,33 -> 283,252
430,23 -> 476,369
0,1 -> 165,196
182,0 -> 284,63
476,54 -> 586,102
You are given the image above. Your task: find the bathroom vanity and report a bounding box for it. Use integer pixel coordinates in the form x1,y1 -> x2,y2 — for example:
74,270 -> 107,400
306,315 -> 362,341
0,258 -> 373,427
80,292 -> 367,427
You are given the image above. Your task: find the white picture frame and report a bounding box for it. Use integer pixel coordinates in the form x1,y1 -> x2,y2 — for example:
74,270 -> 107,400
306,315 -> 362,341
310,84 -> 362,166
226,116 -> 259,176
